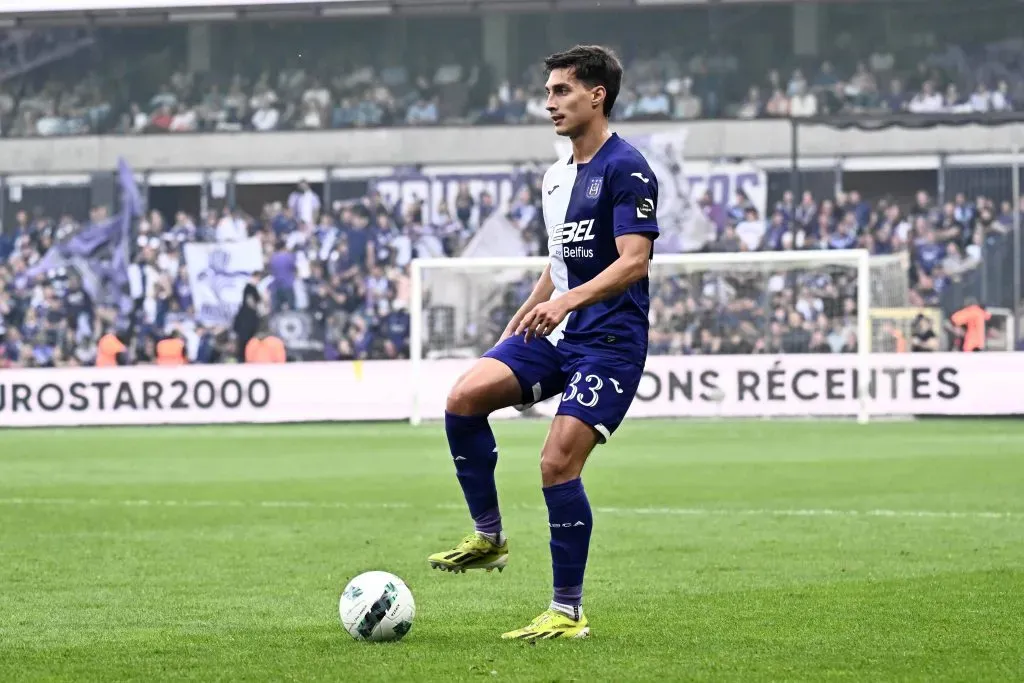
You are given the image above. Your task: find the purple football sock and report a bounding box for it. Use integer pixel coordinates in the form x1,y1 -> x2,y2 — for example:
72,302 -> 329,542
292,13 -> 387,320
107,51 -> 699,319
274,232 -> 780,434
445,411 -> 501,536
543,478 -> 592,610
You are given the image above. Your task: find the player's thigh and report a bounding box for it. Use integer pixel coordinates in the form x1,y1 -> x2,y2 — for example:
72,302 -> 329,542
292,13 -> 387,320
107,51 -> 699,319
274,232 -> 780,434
446,358 -> 522,416
482,334 -> 566,405
448,336 -> 563,416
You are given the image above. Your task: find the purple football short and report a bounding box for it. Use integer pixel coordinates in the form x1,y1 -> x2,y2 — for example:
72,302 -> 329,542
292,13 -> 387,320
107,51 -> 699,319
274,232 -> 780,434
483,334 -> 644,443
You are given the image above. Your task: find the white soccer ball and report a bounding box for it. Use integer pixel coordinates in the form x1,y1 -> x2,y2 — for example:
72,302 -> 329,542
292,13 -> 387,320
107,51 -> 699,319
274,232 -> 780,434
339,571 -> 416,642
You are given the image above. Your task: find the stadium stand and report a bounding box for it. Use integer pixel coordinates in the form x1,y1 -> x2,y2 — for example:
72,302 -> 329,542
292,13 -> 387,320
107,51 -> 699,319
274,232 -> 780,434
0,2 -> 1022,367
1,175 -> 1020,367
0,8 -> 1022,137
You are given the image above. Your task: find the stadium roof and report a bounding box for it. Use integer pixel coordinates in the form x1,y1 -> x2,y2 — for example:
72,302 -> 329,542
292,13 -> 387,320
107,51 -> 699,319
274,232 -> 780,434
0,0 -> 914,26
2,0 -> 610,25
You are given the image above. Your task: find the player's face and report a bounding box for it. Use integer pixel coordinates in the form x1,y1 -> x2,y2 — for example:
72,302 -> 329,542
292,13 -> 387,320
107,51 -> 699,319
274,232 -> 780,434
545,67 -> 604,137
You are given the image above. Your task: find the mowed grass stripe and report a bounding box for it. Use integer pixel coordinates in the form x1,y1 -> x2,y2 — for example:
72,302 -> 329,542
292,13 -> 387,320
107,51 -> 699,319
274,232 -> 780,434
1,496 -> 1022,520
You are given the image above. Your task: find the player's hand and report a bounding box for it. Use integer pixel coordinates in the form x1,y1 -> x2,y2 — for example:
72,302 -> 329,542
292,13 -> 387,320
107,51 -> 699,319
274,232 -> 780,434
515,298 -> 571,342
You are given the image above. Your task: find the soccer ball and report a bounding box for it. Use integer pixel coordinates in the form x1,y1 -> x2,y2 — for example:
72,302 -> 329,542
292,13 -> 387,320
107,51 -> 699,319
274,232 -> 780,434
339,571 -> 416,642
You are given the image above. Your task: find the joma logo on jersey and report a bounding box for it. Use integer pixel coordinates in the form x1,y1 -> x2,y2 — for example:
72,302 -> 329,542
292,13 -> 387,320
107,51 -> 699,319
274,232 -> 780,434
550,219 -> 597,245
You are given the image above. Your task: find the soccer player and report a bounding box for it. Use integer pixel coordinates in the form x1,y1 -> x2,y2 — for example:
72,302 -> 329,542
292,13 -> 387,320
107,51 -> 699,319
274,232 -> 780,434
427,45 -> 659,641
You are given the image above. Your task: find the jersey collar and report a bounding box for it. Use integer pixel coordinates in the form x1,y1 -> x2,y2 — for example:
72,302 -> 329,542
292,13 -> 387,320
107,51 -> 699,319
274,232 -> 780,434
568,132 -> 619,166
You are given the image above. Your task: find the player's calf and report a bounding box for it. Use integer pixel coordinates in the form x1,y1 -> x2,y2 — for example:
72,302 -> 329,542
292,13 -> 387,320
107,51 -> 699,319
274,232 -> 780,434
539,415 -> 596,621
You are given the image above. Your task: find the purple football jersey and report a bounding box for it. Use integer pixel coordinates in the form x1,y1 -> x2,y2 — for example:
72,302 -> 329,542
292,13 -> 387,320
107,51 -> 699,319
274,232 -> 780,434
540,133 -> 660,366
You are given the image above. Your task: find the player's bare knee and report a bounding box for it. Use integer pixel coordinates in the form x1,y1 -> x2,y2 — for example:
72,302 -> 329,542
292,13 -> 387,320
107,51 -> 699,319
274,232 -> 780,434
540,444 -> 577,485
446,379 -> 479,416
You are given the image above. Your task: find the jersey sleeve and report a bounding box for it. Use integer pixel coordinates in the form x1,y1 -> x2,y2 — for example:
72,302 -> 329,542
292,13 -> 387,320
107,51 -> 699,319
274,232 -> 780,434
610,160 -> 660,241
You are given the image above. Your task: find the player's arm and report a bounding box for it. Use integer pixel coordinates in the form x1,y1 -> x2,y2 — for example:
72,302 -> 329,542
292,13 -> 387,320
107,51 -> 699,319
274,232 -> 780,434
501,264 -> 554,342
561,234 -> 652,310
569,162 -> 659,311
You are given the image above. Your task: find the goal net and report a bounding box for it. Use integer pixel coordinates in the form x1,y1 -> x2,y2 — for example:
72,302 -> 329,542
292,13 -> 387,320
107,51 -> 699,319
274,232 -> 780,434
410,250 -> 910,424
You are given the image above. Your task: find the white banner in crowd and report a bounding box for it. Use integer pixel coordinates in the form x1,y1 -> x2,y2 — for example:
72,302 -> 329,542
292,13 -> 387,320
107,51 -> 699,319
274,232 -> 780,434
184,238 -> 264,326
0,354 -> 1020,428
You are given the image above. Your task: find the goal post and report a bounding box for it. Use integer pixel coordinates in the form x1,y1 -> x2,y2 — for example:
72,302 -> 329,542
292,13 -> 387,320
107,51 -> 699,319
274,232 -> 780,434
411,249 -> 898,426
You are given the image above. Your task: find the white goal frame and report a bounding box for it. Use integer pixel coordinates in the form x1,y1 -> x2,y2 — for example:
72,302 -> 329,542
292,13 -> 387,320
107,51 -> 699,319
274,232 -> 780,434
410,249 -> 873,426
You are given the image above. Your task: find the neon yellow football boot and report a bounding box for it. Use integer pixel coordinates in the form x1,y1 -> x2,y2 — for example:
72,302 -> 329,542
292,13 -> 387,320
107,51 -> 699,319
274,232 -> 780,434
427,533 -> 508,574
501,609 -> 590,642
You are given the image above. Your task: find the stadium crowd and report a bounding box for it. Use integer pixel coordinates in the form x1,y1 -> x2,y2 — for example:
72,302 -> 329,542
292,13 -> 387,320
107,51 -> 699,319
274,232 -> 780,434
1,172 -> 1018,368
2,7 -> 1022,365
2,17 -> 1023,137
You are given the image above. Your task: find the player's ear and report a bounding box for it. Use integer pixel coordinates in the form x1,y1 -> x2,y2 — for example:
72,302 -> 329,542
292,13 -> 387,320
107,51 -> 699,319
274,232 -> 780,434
590,85 -> 606,111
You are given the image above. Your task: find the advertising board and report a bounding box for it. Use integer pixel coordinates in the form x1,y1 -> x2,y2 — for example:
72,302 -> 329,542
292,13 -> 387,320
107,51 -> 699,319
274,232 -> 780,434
1,353 -> 1020,428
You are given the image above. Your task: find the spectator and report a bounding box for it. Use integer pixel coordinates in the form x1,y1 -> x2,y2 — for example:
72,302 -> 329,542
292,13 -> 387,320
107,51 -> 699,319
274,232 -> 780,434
950,299 -> 992,352
633,83 -> 671,119
787,69 -> 808,98
477,95 -> 507,124
288,181 -> 322,228
736,86 -> 762,119
232,273 -> 263,362
268,241 -> 297,312
252,102 -> 280,131
169,104 -> 198,132
911,315 -> 939,352
881,79 -> 907,112
216,207 -> 249,243
991,81 -> 1012,111
713,224 -> 742,252
761,211 -> 788,251
969,83 -> 992,112
406,97 -> 439,125
764,89 -> 790,117
735,207 -> 765,251
789,82 -> 818,117
908,81 -> 943,113
670,77 -> 702,119
148,104 -> 173,132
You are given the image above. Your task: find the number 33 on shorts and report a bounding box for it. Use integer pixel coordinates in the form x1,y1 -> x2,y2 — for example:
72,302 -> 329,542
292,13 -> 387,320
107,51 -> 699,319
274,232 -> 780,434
556,363 -> 643,443
561,371 -> 623,407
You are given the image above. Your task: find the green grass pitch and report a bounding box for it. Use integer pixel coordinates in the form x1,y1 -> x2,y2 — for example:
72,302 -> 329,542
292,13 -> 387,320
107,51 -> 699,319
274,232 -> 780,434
2,419 -> 1023,682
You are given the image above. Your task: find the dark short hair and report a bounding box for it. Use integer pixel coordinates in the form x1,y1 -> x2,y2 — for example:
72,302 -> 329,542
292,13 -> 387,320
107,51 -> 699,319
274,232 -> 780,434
544,44 -> 623,116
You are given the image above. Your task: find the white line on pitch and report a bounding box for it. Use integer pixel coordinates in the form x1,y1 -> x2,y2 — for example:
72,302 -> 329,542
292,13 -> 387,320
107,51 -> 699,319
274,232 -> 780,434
0,497 -> 1020,520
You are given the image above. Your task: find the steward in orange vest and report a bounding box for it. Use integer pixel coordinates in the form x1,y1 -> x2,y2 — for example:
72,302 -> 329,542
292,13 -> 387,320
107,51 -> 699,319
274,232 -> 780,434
156,333 -> 187,366
96,332 -> 127,367
245,334 -> 287,363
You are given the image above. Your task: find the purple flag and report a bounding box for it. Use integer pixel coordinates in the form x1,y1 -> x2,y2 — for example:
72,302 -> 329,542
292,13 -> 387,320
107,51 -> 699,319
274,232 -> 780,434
25,157 -> 141,317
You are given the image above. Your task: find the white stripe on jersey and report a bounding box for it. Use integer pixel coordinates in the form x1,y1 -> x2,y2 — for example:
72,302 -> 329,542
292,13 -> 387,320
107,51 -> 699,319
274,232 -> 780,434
540,156 -> 577,346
